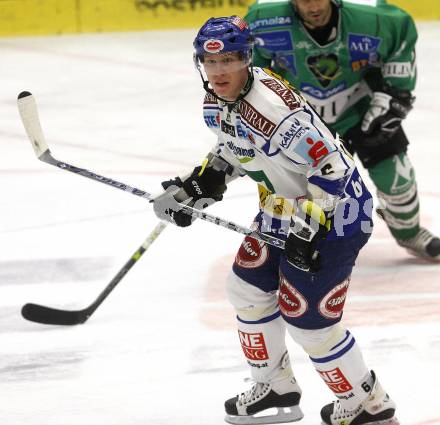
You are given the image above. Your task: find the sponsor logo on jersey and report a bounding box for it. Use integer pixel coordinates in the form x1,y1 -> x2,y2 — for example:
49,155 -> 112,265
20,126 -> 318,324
301,82 -> 365,123
204,92 -> 217,105
235,119 -> 257,144
279,118 -> 310,150
382,61 -> 416,78
293,132 -> 335,167
203,39 -> 224,54
239,99 -> 276,138
300,82 -> 347,100
238,331 -> 269,361
318,368 -> 353,394
254,31 -> 296,75
348,33 -> 381,71
261,78 -> 301,110
226,140 -> 255,163
307,53 -> 342,88
249,16 -> 292,31
235,235 -> 269,268
318,277 -> 350,319
204,110 -> 220,128
221,120 -> 236,137
278,273 -> 308,318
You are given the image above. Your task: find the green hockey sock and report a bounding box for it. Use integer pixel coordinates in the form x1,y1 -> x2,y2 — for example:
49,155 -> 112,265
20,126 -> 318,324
368,153 -> 420,240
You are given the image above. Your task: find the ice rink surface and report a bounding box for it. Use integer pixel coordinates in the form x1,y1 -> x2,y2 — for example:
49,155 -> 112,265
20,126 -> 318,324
1,21 -> 440,425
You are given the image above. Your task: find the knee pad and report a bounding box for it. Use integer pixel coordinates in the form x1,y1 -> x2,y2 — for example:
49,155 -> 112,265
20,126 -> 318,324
226,270 -> 278,321
286,322 -> 346,357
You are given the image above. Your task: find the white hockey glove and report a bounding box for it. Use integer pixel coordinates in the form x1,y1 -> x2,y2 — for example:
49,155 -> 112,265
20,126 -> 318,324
153,177 -> 194,227
361,88 -> 415,147
285,201 -> 332,272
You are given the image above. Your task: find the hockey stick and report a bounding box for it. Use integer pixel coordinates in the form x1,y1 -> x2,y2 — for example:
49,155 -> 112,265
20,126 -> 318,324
21,221 -> 168,325
17,91 -> 285,249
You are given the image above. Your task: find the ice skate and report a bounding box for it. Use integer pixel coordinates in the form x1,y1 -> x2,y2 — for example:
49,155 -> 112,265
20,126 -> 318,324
376,207 -> 440,261
320,371 -> 399,425
396,227 -> 440,261
224,375 -> 303,425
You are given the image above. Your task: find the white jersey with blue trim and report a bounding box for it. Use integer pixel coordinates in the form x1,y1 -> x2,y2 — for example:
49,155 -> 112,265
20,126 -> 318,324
202,67 -> 372,236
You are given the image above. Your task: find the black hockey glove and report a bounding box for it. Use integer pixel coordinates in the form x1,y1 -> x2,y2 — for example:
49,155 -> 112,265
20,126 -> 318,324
361,87 -> 415,148
285,201 -> 331,272
181,165 -> 227,203
153,165 -> 227,228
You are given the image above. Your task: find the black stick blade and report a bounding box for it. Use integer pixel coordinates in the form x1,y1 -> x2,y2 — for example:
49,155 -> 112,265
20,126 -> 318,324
21,303 -> 88,326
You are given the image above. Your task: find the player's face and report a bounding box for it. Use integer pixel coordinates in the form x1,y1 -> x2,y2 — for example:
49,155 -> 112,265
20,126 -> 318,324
203,52 -> 249,101
293,0 -> 332,28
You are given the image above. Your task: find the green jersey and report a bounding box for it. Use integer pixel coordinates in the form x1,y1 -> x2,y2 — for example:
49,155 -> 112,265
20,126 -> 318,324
245,0 -> 417,135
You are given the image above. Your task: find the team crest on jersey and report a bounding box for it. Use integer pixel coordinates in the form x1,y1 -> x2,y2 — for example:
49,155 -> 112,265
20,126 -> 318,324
278,273 -> 308,318
318,277 -> 351,319
307,53 -> 342,88
235,236 -> 269,268
348,34 -> 381,71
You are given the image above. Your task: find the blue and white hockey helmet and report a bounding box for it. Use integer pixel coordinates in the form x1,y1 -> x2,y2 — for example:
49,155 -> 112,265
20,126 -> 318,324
193,16 -> 254,70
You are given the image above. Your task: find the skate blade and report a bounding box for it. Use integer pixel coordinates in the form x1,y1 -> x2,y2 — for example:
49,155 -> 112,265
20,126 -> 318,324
405,248 -> 440,262
225,405 -> 303,425
321,416 -> 400,425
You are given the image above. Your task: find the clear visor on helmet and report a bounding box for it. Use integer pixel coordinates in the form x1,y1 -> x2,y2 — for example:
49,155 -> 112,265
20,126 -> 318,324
195,50 -> 252,75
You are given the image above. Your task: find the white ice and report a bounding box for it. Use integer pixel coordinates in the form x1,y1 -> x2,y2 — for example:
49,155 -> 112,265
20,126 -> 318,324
0,22 -> 440,425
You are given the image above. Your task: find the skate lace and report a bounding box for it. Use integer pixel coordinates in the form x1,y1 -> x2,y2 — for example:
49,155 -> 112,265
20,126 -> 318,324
237,379 -> 271,406
332,401 -> 362,421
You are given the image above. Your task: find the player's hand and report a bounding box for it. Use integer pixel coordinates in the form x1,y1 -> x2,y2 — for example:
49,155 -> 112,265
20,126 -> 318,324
181,165 -> 227,202
152,177 -> 194,227
284,201 -> 331,272
361,89 -> 414,147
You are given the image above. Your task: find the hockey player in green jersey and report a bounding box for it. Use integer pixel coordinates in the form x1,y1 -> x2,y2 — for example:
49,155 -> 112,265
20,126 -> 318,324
245,0 -> 440,260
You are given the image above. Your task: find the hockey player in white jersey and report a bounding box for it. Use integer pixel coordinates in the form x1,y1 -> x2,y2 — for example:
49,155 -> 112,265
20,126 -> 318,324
153,16 -> 399,425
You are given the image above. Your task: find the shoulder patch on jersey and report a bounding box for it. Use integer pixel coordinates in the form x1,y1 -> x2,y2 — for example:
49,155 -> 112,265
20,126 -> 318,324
260,78 -> 301,110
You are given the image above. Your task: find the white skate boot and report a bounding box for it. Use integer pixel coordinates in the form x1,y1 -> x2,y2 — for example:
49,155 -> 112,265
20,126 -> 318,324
224,373 -> 303,425
396,227 -> 440,261
320,371 -> 399,425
